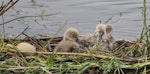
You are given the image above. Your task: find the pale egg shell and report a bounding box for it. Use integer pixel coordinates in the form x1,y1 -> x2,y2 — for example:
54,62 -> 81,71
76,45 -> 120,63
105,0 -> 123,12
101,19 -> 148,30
17,42 -> 36,52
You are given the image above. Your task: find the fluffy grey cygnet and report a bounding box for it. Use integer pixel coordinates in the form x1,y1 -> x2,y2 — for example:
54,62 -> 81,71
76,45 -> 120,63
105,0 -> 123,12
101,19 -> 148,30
95,23 -> 113,41
100,35 -> 117,51
54,28 -> 84,53
54,40 -> 82,52
63,28 -> 79,42
78,23 -> 113,49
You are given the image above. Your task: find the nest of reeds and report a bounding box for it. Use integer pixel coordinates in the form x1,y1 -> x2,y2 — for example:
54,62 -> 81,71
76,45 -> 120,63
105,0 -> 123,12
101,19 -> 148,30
0,33 -> 150,74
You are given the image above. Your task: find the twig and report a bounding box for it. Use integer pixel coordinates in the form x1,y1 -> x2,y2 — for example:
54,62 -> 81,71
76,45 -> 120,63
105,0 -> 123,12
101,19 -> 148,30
105,15 -> 114,24
0,0 -> 12,14
2,11 -> 6,38
40,67 -> 52,74
0,0 -> 19,15
22,33 -> 43,50
0,66 -> 52,74
0,66 -> 40,70
17,51 -> 142,62
13,26 -> 29,40
0,13 -> 58,25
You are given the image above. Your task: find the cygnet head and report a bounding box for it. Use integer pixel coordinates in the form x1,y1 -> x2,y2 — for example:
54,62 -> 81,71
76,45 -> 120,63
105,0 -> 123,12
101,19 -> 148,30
94,23 -> 106,41
95,24 -> 113,41
105,25 -> 112,34
105,25 -> 113,38
63,28 -> 79,42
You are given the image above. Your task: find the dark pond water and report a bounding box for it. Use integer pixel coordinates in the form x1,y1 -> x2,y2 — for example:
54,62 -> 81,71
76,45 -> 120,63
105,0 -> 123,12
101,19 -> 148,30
0,0 -> 150,40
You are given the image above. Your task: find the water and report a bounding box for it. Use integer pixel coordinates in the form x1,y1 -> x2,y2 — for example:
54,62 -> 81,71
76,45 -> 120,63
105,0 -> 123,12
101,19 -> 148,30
0,0 -> 150,40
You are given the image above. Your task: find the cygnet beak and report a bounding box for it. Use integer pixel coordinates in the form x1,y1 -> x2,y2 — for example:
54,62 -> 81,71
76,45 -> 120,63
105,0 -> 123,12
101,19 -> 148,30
98,32 -> 104,41
76,38 -> 80,43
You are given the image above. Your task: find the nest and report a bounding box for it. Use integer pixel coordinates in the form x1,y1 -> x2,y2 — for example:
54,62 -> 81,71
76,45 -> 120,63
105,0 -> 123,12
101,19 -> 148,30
1,34 -> 150,74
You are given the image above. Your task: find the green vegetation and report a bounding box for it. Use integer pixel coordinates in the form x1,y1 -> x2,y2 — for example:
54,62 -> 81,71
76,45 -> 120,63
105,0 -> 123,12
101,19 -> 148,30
0,0 -> 150,74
